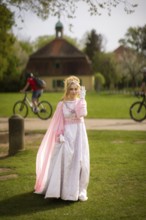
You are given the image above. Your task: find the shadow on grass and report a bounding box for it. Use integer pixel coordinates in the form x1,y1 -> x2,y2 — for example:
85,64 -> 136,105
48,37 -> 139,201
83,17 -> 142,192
0,191 -> 75,217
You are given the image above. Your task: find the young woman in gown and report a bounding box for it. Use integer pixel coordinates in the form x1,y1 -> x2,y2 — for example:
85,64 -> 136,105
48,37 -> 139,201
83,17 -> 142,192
34,75 -> 90,201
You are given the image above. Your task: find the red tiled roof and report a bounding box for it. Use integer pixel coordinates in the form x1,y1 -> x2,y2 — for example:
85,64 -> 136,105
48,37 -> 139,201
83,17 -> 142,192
113,45 -> 130,55
30,38 -> 86,58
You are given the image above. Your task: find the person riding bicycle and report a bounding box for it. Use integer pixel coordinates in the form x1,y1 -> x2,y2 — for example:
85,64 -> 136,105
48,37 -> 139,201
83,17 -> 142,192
140,67 -> 146,94
20,72 -> 43,113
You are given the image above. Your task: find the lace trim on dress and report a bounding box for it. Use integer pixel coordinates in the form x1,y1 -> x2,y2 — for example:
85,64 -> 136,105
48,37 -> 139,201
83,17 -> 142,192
64,101 -> 76,114
64,118 -> 83,124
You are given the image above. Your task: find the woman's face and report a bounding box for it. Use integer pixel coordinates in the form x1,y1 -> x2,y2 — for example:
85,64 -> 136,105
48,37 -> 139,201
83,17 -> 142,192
67,83 -> 79,100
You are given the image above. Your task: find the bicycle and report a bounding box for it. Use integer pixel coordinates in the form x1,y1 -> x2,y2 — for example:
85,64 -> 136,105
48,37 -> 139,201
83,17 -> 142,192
129,92 -> 146,122
13,92 -> 53,120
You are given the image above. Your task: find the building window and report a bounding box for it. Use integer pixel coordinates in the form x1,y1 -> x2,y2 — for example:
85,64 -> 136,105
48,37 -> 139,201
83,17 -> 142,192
53,61 -> 61,69
53,80 -> 64,88
56,63 -> 60,68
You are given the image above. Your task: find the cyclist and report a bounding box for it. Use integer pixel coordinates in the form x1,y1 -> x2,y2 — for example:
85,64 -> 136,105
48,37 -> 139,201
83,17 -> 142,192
20,72 -> 43,113
140,67 -> 146,94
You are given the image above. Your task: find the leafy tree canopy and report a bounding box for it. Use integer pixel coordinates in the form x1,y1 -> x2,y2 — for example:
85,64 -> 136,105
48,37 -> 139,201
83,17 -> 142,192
119,25 -> 146,54
1,0 -> 138,21
0,3 -> 15,79
84,29 -> 104,61
93,52 -> 118,88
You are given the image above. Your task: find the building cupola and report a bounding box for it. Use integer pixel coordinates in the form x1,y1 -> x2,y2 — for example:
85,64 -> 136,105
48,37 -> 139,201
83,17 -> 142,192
55,20 -> 63,38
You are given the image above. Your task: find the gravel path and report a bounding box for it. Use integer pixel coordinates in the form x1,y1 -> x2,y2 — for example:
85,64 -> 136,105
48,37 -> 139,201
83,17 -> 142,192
0,117 -> 146,131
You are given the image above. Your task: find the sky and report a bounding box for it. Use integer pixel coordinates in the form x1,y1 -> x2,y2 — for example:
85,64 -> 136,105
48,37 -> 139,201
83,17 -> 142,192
13,0 -> 146,52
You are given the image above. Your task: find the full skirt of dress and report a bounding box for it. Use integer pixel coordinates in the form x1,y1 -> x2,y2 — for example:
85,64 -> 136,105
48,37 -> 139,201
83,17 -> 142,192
42,121 -> 89,201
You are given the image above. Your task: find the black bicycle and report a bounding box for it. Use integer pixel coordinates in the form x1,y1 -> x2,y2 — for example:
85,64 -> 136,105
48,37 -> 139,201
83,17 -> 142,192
129,92 -> 146,122
13,92 -> 53,120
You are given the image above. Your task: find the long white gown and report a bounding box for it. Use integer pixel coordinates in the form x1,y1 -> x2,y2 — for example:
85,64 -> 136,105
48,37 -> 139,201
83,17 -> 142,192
35,99 -> 90,201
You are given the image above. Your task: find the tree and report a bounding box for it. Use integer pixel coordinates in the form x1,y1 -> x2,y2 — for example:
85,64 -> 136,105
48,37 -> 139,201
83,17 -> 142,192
19,40 -> 34,55
13,40 -> 32,74
119,25 -> 146,54
94,72 -> 105,91
0,3 -> 15,79
84,29 -> 104,62
93,52 -> 118,89
1,0 -> 138,21
118,25 -> 146,88
115,48 -> 146,88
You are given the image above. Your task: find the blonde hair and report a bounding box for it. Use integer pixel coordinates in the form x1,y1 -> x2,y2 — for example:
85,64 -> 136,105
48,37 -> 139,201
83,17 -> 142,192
62,75 -> 80,100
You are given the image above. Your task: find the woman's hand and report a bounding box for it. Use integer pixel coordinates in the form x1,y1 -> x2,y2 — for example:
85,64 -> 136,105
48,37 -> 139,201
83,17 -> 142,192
59,134 -> 65,143
80,86 -> 86,99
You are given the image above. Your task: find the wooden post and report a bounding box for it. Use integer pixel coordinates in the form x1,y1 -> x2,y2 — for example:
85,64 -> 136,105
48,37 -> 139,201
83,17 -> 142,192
9,115 -> 24,156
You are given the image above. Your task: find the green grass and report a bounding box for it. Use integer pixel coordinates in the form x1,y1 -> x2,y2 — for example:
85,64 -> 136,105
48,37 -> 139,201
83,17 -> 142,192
0,130 -> 146,220
0,91 -> 136,118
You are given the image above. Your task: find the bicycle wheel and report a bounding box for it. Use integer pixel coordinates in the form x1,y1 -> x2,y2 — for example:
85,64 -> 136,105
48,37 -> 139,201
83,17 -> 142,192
37,101 -> 53,120
129,101 -> 146,122
13,101 -> 28,118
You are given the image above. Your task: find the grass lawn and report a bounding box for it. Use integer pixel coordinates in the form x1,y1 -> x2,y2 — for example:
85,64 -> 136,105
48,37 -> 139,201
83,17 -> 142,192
0,91 -> 137,118
0,130 -> 146,220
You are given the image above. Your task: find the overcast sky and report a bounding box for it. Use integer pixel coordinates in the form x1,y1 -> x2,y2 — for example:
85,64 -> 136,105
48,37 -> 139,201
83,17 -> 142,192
13,0 -> 146,52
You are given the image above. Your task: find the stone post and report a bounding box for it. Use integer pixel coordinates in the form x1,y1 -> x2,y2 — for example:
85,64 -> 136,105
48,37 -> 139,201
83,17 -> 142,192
9,115 -> 24,156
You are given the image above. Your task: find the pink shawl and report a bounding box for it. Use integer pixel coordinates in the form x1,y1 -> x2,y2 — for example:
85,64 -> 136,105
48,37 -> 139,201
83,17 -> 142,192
34,101 -> 64,193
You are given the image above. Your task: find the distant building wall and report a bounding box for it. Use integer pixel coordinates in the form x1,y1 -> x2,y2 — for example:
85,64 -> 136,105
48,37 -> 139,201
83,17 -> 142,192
40,75 -> 94,91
